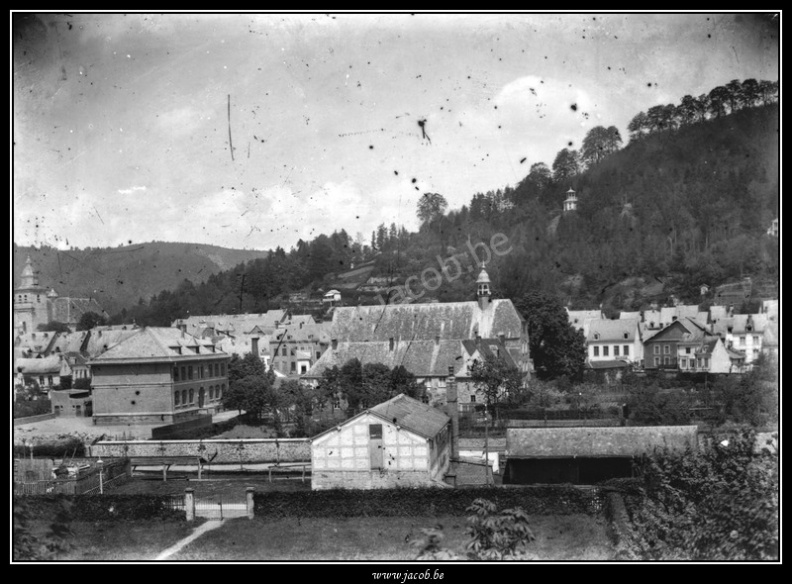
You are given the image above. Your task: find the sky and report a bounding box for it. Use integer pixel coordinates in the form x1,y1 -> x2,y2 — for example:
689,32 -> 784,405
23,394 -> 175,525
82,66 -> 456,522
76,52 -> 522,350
12,12 -> 779,252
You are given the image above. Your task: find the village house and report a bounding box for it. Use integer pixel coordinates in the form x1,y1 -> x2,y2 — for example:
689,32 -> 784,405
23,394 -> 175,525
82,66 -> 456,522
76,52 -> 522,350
677,336 -> 746,374
310,393 -> 451,490
585,318 -> 644,368
710,313 -> 769,366
90,327 -> 230,425
14,355 -> 62,390
269,321 -> 332,376
643,317 -> 712,370
303,266 -> 531,405
566,309 -> 603,338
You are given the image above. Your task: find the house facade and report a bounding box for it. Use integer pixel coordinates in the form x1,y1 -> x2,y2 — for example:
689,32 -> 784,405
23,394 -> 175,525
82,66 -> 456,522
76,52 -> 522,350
90,327 -> 230,425
586,318 -> 643,366
311,393 -> 451,490
643,318 -> 710,370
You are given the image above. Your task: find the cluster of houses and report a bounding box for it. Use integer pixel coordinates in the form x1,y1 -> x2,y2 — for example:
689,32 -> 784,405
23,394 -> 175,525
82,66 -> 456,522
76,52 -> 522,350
570,299 -> 779,375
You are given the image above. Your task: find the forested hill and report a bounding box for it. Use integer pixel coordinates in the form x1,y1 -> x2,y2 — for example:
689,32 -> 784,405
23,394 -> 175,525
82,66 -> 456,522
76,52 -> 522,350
70,94 -> 778,327
12,242 -> 270,315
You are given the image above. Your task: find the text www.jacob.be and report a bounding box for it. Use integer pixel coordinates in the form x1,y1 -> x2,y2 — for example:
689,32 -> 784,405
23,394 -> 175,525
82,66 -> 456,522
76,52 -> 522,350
373,570 -> 444,582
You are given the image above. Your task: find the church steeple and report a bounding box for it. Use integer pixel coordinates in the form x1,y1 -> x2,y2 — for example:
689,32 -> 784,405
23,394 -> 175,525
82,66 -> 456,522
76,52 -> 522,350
476,264 -> 491,310
20,256 -> 38,289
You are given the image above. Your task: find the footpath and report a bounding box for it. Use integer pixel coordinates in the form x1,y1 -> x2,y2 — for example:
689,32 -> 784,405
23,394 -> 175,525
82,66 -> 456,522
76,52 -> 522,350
154,520 -> 225,561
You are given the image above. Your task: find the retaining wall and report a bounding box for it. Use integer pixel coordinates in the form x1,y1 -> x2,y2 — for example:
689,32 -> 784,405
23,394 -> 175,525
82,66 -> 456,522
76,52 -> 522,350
91,438 -> 311,463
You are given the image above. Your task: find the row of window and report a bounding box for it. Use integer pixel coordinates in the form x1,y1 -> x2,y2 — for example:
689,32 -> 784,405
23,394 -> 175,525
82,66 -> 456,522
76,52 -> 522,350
591,345 -> 631,357
173,361 -> 226,382
16,294 -> 42,303
173,384 -> 225,407
275,346 -> 323,359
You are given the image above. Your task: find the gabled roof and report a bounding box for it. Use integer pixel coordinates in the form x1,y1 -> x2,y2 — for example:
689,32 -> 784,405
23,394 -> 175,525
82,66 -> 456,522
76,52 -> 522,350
312,393 -> 449,442
84,328 -> 140,359
305,339 -> 463,379
330,300 -> 523,343
15,355 -> 62,375
644,317 -> 709,344
587,318 -> 639,342
730,314 -> 768,334
90,327 -> 225,363
460,338 -> 518,369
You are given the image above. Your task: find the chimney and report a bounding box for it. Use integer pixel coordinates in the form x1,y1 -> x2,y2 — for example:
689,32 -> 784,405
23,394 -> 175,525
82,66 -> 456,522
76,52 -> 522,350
178,322 -> 187,336
389,337 -> 395,351
331,338 -> 338,351
251,337 -> 259,358
445,366 -> 459,461
434,335 -> 440,347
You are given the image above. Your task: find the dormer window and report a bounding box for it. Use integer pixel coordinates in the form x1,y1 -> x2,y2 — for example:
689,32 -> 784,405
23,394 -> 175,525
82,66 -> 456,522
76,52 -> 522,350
594,333 -> 600,340
624,332 -> 629,339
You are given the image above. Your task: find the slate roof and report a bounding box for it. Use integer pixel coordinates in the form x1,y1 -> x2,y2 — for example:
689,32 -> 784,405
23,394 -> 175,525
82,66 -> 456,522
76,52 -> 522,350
91,327 -> 225,363
619,311 -> 640,320
460,338 -> 518,369
709,305 -> 730,323
272,322 -> 331,344
369,394 -> 450,439
587,318 -> 639,342
506,426 -> 699,458
15,355 -> 62,375
329,300 -> 523,343
84,329 -> 141,359
215,334 -> 272,357
730,314 -> 768,334
567,310 -> 602,331
305,339 -> 463,378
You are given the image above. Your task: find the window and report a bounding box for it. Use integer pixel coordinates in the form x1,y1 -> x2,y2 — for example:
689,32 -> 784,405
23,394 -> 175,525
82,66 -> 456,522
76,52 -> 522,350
680,358 -> 687,369
654,357 -> 660,367
221,363 -> 225,376
188,366 -> 194,380
369,424 -> 383,439
623,345 -> 630,356
48,376 -> 53,386
664,356 -> 670,365
593,346 -> 600,357
174,367 -> 180,382
182,390 -> 187,404
470,395 -> 476,403
219,384 -> 224,399
189,388 -> 194,403
282,346 -> 287,356
181,366 -> 186,381
752,335 -> 759,345
653,345 -> 660,355
175,391 -> 180,406
663,345 -> 670,354
209,387 -> 214,400
316,351 -> 321,360
603,346 -> 609,357
614,346 -> 620,356
753,349 -> 759,357
300,364 -> 308,374
740,336 -> 746,346
686,347 -> 691,354
291,362 -> 296,373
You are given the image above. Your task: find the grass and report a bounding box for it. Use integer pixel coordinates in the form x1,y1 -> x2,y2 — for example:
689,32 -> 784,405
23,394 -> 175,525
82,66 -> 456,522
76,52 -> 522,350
170,514 -> 615,561
24,519 -> 201,561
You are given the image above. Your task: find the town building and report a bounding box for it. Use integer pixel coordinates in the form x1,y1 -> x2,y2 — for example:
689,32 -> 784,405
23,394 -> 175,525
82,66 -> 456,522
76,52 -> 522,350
643,317 -> 712,370
270,321 -> 332,376
13,256 -> 104,334
710,313 -> 769,366
310,393 -> 451,490
14,355 -> 62,390
566,309 -> 603,338
90,327 -> 230,425
586,318 -> 644,367
304,266 -> 531,405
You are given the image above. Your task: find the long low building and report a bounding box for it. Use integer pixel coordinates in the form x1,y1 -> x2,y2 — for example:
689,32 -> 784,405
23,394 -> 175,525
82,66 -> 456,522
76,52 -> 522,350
504,425 -> 699,485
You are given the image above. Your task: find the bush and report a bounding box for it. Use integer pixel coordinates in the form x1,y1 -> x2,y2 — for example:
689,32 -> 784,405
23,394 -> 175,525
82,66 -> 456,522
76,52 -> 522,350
14,399 -> 52,419
254,485 -> 604,519
626,429 -> 779,560
13,436 -> 85,459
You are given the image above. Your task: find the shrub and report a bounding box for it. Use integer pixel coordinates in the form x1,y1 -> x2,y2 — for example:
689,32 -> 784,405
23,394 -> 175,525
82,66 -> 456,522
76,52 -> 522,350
16,494 -> 185,522
626,429 -> 778,560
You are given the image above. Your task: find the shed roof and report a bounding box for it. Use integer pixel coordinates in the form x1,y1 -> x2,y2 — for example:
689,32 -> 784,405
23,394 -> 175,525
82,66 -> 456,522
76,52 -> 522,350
506,426 -> 699,458
369,394 -> 450,439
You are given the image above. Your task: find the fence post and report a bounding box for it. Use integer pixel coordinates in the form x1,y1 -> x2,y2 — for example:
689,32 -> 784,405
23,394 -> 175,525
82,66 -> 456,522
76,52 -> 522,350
185,488 -> 195,522
246,487 -> 255,520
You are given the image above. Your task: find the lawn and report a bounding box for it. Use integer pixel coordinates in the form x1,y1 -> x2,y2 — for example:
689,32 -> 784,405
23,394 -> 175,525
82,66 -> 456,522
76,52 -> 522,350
170,514 -> 615,561
22,519 -> 200,562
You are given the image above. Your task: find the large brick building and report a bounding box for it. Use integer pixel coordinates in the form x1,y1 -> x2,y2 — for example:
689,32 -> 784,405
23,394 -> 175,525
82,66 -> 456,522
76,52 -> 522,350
90,327 -> 229,425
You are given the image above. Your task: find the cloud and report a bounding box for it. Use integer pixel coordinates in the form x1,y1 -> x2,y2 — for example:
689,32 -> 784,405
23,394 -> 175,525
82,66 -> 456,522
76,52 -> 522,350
117,185 -> 147,195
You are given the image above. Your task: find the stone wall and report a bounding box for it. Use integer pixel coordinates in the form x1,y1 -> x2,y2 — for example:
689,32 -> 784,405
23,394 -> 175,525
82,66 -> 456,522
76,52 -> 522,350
91,438 -> 311,463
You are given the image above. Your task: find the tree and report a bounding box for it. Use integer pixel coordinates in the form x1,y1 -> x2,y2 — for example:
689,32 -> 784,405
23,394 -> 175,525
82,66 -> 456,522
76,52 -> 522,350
469,352 -> 525,425
551,148 -> 580,182
515,291 -> 586,381
76,311 -> 107,331
627,111 -> 649,140
37,321 -> 71,334
416,192 -> 448,226
223,353 -> 276,421
581,125 -> 622,168
708,85 -> 731,118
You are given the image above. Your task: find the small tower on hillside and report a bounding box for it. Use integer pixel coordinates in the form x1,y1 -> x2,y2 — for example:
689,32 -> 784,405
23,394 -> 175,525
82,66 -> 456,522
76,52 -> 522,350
477,265 -> 491,310
563,188 -> 578,213
20,256 -> 38,288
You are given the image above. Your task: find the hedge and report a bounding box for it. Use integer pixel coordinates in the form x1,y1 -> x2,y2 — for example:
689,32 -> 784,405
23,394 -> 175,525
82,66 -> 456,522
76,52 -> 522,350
253,486 -> 605,519
14,400 -> 52,419
14,494 -> 184,522
13,436 -> 86,459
